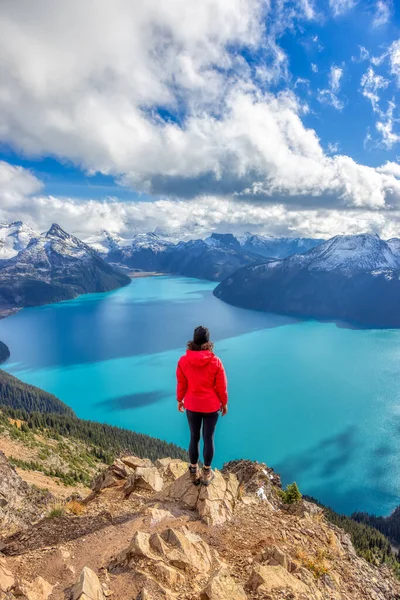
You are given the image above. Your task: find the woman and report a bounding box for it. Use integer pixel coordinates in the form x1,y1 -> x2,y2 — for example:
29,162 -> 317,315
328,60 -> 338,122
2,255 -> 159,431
176,326 -> 228,486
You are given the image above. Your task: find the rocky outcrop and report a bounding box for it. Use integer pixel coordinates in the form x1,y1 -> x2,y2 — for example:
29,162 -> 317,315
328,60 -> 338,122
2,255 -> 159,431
155,458 -> 187,483
0,557 -> 52,600
153,469 -> 239,525
0,451 -> 51,535
222,459 -> 281,508
92,456 -> 182,495
1,455 -> 400,600
112,526 -> 224,599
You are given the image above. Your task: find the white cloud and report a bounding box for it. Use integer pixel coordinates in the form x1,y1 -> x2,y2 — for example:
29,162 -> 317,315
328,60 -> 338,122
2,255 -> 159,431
388,40 -> 400,84
360,67 -> 389,113
372,1 -> 391,27
311,63 -> 318,73
377,161 -> 400,178
1,0 -> 400,235
329,0 -> 357,17
351,46 -> 370,63
330,66 -> 343,92
0,161 -> 43,208
1,161 -> 400,242
327,142 -> 340,154
318,65 -> 344,110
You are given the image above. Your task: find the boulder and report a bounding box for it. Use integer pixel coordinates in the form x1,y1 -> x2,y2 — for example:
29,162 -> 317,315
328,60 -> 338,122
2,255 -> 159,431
121,456 -> 153,470
124,467 -> 163,495
91,459 -> 133,493
260,545 -> 288,569
155,458 -> 187,482
155,528 -> 216,573
146,507 -> 174,526
13,577 -> 54,600
153,470 -> 239,526
114,526 -> 219,598
0,559 -> 15,593
72,566 -> 105,600
201,568 -> 247,600
247,564 -> 311,597
115,531 -> 157,564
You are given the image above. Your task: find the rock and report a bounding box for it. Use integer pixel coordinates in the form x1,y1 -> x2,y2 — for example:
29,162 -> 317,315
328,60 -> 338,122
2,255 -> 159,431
146,507 -> 174,526
152,562 -> 184,588
72,566 -> 105,600
201,568 -> 247,600
0,559 -> 15,593
154,470 -> 239,526
261,546 -> 288,569
114,526 -> 219,598
247,564 -> 311,597
0,452 -> 51,535
155,528 -> 216,573
92,459 -> 132,493
155,458 -> 187,482
116,531 -> 157,564
124,467 -> 163,495
121,456 -> 153,470
14,577 -> 53,600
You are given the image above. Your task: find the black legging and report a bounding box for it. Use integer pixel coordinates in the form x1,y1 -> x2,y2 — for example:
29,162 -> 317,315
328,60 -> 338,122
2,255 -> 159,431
186,409 -> 219,467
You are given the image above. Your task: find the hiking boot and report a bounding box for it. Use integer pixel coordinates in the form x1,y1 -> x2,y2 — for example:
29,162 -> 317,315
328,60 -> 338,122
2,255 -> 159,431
189,464 -> 201,486
201,466 -> 214,486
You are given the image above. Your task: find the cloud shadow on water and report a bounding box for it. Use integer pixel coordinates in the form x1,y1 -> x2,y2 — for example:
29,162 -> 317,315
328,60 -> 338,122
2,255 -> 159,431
95,390 -> 170,411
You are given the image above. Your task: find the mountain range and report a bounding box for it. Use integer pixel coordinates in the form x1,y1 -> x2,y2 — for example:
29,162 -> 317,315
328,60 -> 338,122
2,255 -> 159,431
0,223 -> 130,314
4,221 -> 400,327
88,229 -> 322,281
214,233 -> 400,327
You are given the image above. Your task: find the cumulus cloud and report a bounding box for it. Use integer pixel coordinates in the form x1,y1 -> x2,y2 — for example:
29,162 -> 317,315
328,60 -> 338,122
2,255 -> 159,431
0,161 -> 43,208
1,161 -> 400,242
1,0 -> 400,237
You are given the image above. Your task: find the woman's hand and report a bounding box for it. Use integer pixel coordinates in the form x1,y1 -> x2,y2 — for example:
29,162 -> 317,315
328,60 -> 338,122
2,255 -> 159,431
177,401 -> 185,413
221,404 -> 228,417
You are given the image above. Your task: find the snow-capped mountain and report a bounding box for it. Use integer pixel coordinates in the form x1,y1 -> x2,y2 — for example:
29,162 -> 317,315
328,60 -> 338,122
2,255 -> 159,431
87,230 -> 320,281
0,223 -> 130,311
205,232 -> 323,258
85,230 -> 132,255
214,233 -> 400,327
88,231 -> 266,281
0,221 -> 38,259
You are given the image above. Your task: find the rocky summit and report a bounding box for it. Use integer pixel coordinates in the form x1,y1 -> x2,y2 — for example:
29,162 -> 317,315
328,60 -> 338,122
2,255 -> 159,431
0,453 -> 399,600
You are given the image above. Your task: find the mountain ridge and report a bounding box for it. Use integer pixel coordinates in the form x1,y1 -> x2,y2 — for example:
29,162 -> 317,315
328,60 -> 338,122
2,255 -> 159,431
214,233 -> 400,328
0,223 -> 131,315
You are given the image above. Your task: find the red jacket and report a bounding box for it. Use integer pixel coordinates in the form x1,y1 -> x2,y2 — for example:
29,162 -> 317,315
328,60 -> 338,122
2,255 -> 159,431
176,350 -> 228,413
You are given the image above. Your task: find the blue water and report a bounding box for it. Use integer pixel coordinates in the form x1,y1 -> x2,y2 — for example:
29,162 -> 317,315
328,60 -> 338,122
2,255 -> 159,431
1,276 -> 400,516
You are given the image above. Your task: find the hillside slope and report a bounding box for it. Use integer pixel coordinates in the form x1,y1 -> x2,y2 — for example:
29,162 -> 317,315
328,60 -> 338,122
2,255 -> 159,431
0,455 -> 399,600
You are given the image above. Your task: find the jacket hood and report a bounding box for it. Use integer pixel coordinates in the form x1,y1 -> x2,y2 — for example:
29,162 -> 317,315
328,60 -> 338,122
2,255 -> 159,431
185,349 -> 215,366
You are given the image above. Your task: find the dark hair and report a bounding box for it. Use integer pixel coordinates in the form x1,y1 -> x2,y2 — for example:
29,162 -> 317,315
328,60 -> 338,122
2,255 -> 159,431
187,326 -> 214,352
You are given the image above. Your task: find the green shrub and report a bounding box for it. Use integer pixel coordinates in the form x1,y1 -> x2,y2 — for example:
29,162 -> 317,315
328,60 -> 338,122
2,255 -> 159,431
280,482 -> 302,504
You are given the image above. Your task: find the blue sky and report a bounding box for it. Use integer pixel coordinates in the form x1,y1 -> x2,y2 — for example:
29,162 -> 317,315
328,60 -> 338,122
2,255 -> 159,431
0,0 -> 400,240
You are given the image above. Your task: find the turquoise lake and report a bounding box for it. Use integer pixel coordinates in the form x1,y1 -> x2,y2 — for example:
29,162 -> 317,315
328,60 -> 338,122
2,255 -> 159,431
1,275 -> 400,516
